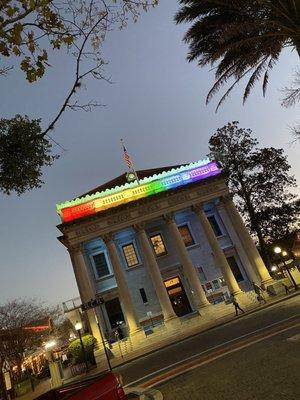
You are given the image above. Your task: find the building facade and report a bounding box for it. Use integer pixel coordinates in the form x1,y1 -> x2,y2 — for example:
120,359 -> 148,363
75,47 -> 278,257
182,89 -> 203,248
57,159 -> 275,342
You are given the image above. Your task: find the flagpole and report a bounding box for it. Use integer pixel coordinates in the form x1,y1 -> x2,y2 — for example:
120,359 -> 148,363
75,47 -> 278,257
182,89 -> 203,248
120,138 -> 140,185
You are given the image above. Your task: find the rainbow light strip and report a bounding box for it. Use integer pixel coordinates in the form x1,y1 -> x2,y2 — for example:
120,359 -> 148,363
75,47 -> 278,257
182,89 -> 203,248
57,159 -> 221,223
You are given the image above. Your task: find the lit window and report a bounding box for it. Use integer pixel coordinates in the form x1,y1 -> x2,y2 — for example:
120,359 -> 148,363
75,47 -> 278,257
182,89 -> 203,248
150,234 -> 167,256
207,215 -> 222,237
178,224 -> 195,247
122,243 -> 139,267
92,253 -> 110,279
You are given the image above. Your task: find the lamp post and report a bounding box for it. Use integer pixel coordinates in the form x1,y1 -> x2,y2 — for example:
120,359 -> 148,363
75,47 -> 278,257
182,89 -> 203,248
94,300 -> 112,372
74,321 -> 88,372
274,247 -> 299,290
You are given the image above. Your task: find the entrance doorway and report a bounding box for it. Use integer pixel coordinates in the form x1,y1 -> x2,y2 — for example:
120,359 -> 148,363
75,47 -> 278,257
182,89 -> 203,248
105,298 -> 125,329
164,276 -> 192,317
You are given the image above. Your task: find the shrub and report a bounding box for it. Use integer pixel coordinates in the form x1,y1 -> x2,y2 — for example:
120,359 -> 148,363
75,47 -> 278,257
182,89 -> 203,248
68,334 -> 96,365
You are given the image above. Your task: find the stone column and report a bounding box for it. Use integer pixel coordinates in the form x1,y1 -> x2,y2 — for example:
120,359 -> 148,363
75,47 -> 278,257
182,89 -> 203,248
134,224 -> 177,320
69,244 -> 102,343
221,196 -> 273,285
193,205 -> 242,295
164,214 -> 210,308
216,201 -> 260,284
103,234 -> 140,333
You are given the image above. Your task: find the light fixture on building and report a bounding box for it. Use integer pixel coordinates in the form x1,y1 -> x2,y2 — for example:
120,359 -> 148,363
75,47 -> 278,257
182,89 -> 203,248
271,266 -> 277,272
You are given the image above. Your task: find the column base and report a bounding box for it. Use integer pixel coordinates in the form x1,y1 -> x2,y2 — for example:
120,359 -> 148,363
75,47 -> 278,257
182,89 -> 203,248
128,326 -> 143,335
261,277 -> 275,288
231,289 -> 243,296
164,314 -> 178,323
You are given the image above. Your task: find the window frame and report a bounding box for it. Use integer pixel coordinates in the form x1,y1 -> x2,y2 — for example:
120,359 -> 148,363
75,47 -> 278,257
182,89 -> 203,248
206,214 -> 224,238
121,241 -> 140,268
149,232 -> 168,257
177,222 -> 196,247
89,250 -> 113,280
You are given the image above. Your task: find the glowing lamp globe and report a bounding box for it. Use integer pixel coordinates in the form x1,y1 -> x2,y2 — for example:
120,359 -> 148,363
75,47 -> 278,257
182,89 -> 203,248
75,321 -> 82,331
274,246 -> 281,254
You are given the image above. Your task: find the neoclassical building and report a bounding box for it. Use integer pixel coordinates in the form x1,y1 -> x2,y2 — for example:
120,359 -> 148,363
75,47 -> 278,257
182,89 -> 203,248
57,159 -> 276,342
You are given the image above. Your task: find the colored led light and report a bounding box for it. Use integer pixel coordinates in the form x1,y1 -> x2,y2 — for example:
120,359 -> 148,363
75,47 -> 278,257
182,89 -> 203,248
57,160 -> 221,223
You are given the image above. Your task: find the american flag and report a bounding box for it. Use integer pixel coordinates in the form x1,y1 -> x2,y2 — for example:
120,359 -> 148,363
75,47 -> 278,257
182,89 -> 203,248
122,142 -> 134,170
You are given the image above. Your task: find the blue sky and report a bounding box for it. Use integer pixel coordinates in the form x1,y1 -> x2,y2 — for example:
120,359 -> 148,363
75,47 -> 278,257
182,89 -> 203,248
1,1 -> 299,306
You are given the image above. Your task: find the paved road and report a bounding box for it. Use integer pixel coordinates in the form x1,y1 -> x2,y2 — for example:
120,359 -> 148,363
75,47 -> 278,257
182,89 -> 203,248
117,296 -> 300,387
156,324 -> 300,400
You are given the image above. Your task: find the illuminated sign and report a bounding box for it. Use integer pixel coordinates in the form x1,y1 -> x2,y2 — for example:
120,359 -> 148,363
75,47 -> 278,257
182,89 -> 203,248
57,159 -> 222,223
164,277 -> 180,288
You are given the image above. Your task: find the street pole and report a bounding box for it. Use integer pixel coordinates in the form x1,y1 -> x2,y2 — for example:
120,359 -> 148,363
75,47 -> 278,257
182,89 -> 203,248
281,257 -> 299,291
78,329 -> 89,372
95,311 -> 112,372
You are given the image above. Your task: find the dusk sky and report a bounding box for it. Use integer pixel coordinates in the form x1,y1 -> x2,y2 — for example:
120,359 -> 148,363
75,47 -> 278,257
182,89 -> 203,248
1,1 -> 299,306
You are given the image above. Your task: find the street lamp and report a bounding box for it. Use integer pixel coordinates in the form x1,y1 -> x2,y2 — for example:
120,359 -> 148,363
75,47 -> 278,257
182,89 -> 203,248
273,247 -> 299,290
75,321 -> 89,372
93,301 -> 113,372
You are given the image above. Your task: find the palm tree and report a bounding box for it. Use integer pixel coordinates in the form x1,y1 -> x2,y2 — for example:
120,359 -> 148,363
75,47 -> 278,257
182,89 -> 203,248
175,1 -> 300,110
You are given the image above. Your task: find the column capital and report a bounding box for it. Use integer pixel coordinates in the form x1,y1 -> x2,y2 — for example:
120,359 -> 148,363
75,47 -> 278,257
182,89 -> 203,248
133,222 -> 146,233
67,243 -> 84,255
163,212 -> 174,224
192,203 -> 204,214
220,193 -> 233,204
102,233 -> 114,245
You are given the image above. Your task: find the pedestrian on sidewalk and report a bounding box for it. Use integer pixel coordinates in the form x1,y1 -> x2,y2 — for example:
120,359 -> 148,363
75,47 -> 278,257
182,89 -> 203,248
282,282 -> 290,294
252,282 -> 267,305
231,294 -> 245,316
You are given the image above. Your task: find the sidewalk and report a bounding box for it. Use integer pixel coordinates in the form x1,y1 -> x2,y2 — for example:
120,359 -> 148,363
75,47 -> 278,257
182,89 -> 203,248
15,379 -> 51,400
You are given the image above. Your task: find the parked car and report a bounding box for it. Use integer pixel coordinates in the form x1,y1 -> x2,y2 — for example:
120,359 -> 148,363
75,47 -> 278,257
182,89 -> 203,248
36,372 -> 127,400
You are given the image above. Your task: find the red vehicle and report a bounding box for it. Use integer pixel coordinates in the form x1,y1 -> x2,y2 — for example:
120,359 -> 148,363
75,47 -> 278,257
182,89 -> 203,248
36,372 -> 127,400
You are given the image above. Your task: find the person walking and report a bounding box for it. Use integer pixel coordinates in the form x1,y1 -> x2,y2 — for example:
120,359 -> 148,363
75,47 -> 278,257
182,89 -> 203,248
231,293 -> 245,316
252,282 -> 267,304
282,282 -> 290,294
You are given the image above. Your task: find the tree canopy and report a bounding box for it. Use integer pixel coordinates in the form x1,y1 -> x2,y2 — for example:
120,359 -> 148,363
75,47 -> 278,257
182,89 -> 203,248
0,115 -> 57,195
0,1 -> 158,195
208,121 -> 300,265
0,298 -> 59,374
175,0 -> 300,110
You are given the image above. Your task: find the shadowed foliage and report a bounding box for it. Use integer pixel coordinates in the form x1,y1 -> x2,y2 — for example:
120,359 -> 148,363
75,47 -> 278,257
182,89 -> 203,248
208,121 -> 300,265
175,0 -> 300,110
